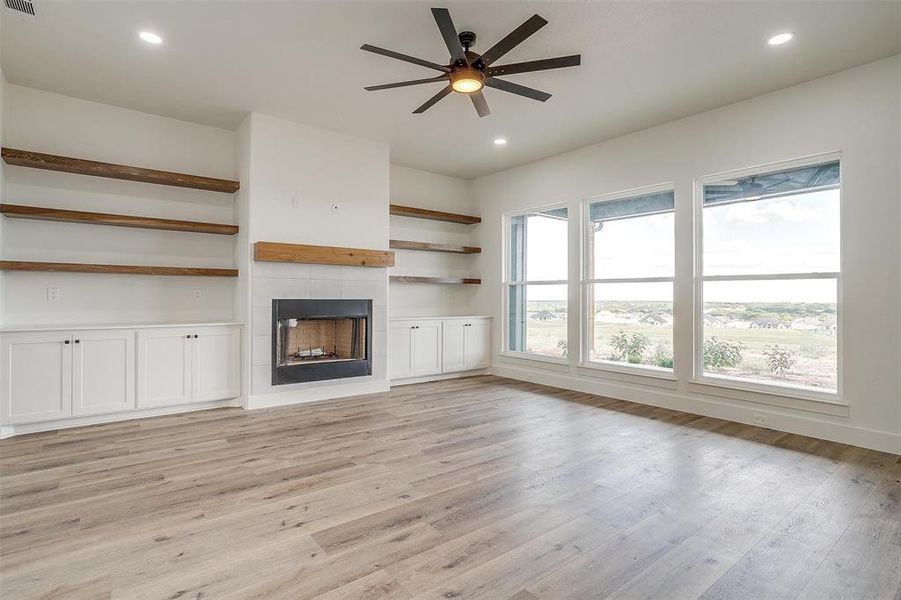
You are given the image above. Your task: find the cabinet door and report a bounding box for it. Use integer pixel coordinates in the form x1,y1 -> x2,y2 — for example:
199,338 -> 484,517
137,328 -> 193,408
72,330 -> 135,416
412,321 -> 442,376
193,327 -> 241,403
465,320 -> 491,370
441,321 -> 467,374
389,324 -> 414,380
0,332 -> 72,424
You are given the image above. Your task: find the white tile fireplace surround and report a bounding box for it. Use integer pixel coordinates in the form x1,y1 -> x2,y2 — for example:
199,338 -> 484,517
249,261 -> 388,408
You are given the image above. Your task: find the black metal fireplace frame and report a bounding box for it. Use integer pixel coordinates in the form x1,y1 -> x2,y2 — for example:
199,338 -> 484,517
271,299 -> 372,385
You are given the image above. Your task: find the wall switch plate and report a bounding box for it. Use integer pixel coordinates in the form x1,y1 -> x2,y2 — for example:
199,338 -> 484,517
291,195 -> 302,209
47,287 -> 61,302
192,289 -> 203,301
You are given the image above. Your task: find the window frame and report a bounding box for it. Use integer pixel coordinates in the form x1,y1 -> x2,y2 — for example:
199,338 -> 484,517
691,152 -> 844,404
501,203 -> 570,364
580,182 -> 676,378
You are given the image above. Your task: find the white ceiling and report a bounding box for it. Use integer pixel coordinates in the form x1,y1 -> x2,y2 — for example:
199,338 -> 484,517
2,1 -> 899,179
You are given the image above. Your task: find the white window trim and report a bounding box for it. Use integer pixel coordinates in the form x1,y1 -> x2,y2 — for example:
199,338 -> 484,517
499,351 -> 570,366
577,359 -> 677,381
692,151 -> 843,405
580,183 -> 676,375
502,203 -> 570,361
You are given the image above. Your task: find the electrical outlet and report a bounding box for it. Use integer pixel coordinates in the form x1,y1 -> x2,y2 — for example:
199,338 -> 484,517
47,287 -> 61,302
192,289 -> 203,301
752,414 -> 768,427
291,195 -> 302,209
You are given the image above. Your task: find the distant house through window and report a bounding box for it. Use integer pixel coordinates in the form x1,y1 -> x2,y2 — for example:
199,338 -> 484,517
505,206 -> 568,359
583,187 -> 675,371
697,158 -> 841,393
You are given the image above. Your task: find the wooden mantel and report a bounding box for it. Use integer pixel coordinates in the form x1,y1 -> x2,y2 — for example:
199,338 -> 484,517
254,241 -> 395,268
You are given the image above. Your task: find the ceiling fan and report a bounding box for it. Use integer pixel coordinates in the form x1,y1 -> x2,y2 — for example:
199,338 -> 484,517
361,7 -> 581,117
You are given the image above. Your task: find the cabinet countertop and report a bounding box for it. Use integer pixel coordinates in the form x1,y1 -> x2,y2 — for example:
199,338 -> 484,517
0,321 -> 244,333
390,315 -> 491,321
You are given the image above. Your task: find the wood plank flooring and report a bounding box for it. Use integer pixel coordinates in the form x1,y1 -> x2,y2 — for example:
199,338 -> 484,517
1,375 -> 899,599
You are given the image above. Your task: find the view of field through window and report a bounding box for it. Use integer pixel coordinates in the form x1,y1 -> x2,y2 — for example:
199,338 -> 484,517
507,209 -> 568,358
508,161 -> 839,391
701,176 -> 839,391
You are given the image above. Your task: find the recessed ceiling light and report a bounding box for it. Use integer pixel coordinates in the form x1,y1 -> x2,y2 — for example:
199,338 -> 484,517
767,32 -> 793,46
494,138 -> 507,146
139,31 -> 163,45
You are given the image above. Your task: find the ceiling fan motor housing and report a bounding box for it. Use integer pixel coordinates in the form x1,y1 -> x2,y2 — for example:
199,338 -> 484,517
458,31 -> 477,50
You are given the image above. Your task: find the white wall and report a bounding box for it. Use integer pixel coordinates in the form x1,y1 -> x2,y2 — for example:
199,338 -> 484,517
1,86 -> 238,325
389,164 -> 481,318
0,69 -> 6,325
244,114 -> 389,249
472,56 -> 901,454
238,113 -> 391,406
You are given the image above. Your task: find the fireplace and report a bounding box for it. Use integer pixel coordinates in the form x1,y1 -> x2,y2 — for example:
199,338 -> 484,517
272,299 -> 372,385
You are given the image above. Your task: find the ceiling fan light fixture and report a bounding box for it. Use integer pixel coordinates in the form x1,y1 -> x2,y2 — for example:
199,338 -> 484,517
767,32 -> 793,46
138,31 -> 163,45
450,68 -> 485,93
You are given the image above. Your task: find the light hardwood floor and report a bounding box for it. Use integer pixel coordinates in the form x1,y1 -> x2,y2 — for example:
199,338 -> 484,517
1,375 -> 899,599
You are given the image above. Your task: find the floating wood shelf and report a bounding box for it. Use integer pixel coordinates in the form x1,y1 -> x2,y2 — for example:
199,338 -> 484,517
0,261 -> 238,277
389,204 -> 481,225
1,148 -> 240,194
1,204 -> 239,235
390,276 -> 481,284
254,241 -> 395,268
389,239 -> 481,254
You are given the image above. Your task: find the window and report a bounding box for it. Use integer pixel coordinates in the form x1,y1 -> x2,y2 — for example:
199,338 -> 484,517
505,207 -> 568,359
697,158 -> 840,393
584,188 -> 675,371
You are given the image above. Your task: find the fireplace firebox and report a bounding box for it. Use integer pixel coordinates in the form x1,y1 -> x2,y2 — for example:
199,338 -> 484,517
272,299 -> 372,385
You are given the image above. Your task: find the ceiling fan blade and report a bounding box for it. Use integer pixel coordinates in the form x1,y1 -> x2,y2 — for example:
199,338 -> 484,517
360,44 -> 450,72
431,8 -> 467,65
486,55 -> 581,77
485,77 -> 551,102
477,14 -> 548,67
365,75 -> 448,91
470,90 -> 491,117
413,85 -> 453,114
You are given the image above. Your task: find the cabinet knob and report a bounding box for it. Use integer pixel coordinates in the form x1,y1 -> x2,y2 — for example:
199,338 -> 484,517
194,334 -> 199,338
186,334 -> 191,339
74,339 -> 80,344
64,339 -> 70,344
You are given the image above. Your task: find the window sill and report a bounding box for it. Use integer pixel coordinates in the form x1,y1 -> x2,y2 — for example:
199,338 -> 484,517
579,360 -> 676,380
498,351 -> 569,368
688,375 -> 847,416
576,361 -> 677,390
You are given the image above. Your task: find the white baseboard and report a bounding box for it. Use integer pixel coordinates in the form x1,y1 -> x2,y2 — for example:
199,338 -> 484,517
246,379 -> 390,409
390,369 -> 491,387
493,364 -> 901,456
0,398 -> 243,439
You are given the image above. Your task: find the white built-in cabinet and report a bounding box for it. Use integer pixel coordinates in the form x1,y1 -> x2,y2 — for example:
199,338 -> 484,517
137,325 -> 240,408
1,323 -> 241,430
73,329 -> 136,417
1,331 -> 75,424
389,317 -> 490,382
442,319 -> 490,373
389,319 -> 442,379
